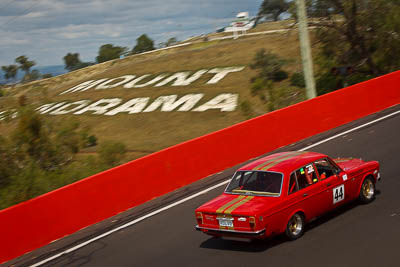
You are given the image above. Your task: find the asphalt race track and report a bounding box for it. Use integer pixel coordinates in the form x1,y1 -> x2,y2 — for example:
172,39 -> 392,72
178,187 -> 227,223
8,105 -> 400,267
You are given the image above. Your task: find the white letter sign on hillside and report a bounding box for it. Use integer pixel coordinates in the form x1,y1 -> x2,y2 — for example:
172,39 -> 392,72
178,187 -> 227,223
35,93 -> 238,116
37,102 -> 67,114
74,98 -> 122,115
96,75 -> 136,89
193,93 -> 238,112
60,66 -> 245,95
125,74 -> 168,88
104,98 -> 149,115
143,94 -> 204,112
60,79 -> 108,95
50,100 -> 91,115
154,70 -> 208,87
206,67 -> 245,84
36,103 -> 59,114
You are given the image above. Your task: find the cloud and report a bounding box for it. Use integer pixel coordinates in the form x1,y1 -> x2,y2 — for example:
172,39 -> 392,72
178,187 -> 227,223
51,24 -> 123,40
23,11 -> 48,19
0,0 -> 263,66
0,37 -> 30,46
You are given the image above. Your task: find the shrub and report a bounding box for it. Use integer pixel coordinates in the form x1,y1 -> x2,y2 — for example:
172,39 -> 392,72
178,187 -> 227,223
290,72 -> 305,88
98,140 -> 127,168
316,72 -> 341,95
273,70 -> 288,82
240,101 -> 253,118
87,135 -> 97,147
250,78 -> 268,96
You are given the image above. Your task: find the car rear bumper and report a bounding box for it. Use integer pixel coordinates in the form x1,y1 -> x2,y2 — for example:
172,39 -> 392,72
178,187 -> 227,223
196,225 -> 266,238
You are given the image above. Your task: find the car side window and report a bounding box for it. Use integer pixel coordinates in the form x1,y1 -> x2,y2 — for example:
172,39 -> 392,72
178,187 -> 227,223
295,164 -> 318,190
288,172 -> 299,195
314,159 -> 338,180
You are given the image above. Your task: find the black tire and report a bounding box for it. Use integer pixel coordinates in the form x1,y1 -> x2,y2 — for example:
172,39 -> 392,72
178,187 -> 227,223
359,176 -> 375,204
285,213 -> 305,241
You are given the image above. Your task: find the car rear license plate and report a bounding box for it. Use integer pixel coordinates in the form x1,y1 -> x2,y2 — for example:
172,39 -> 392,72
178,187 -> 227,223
219,219 -> 233,228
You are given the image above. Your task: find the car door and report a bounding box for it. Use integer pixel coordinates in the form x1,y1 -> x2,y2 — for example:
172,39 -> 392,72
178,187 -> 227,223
288,163 -> 327,220
314,158 -> 347,211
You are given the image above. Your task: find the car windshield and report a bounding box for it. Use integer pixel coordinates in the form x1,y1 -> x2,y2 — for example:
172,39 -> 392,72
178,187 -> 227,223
225,171 -> 283,196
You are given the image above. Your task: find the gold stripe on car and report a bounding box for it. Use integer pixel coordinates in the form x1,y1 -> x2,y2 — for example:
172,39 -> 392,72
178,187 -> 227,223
261,151 -> 308,171
252,152 -> 298,170
216,195 -> 246,214
224,196 -> 254,214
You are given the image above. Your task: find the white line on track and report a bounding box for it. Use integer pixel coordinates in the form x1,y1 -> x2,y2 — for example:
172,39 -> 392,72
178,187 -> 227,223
30,108 -> 400,267
299,109 -> 400,151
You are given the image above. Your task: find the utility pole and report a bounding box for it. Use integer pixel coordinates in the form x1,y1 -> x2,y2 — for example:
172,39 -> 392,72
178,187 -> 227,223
296,0 -> 317,99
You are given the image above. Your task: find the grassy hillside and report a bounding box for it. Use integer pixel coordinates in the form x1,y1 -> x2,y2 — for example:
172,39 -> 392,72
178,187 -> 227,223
1,22 -> 306,161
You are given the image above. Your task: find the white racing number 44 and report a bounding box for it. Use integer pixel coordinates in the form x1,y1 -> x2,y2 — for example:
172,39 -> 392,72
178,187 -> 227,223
333,185 -> 345,204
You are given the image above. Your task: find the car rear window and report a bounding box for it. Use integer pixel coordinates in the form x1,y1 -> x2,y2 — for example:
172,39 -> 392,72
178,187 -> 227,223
225,171 -> 283,196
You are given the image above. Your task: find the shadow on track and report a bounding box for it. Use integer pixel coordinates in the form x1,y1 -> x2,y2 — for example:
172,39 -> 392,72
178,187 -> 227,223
199,190 -> 381,253
199,235 -> 285,253
307,189 -> 381,232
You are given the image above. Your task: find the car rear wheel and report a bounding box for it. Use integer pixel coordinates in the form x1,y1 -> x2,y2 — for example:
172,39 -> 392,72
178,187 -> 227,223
359,176 -> 375,204
285,213 -> 305,241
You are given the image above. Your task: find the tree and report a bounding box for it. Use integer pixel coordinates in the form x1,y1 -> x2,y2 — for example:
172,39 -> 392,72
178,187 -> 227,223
12,106 -> 54,170
15,55 -> 37,83
288,0 -> 336,20
0,106 -> 73,204
165,37 -> 178,47
302,0 -> 400,91
250,49 -> 289,111
96,44 -> 127,63
0,101 -> 105,207
63,53 -> 81,71
22,69 -> 41,82
9,99 -> 90,171
15,55 -> 35,76
63,53 -> 93,71
0,135 -> 16,188
257,0 -> 290,22
250,48 -> 287,82
309,0 -> 336,17
1,65 -> 18,83
132,34 -> 155,54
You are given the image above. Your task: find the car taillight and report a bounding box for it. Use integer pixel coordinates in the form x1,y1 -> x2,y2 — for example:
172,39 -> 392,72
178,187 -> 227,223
196,212 -> 203,225
249,216 -> 256,229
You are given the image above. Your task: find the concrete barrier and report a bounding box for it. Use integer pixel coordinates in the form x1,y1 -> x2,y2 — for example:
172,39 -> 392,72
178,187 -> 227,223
1,71 -> 399,263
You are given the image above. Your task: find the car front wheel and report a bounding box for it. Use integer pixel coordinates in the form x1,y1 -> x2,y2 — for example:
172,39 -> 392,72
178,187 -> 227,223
285,213 -> 305,241
359,176 -> 375,204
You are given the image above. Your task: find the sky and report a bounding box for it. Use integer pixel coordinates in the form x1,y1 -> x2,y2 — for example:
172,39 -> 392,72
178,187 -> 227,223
0,0 -> 263,67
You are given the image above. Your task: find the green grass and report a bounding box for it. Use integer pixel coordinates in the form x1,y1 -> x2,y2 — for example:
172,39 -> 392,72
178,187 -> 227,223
1,28 -> 306,157
0,22 -> 312,209
0,30 -> 310,157
0,21 -> 316,209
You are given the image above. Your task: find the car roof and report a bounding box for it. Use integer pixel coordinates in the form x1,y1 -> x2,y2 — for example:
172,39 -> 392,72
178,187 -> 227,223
238,151 -> 326,173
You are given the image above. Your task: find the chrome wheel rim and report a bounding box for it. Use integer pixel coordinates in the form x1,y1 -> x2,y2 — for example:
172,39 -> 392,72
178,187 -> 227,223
289,214 -> 303,236
362,179 -> 374,199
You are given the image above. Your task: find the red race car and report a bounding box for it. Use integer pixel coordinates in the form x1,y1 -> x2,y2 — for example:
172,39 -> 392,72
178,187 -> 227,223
195,151 -> 380,240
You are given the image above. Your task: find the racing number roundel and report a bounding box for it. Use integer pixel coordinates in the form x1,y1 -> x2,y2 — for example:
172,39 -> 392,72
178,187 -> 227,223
333,185 -> 345,204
